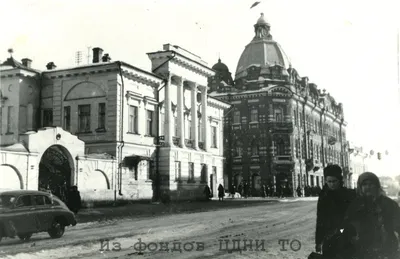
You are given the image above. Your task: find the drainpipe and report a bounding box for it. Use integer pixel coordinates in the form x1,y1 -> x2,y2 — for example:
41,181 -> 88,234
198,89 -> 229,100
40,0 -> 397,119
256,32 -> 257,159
37,74 -> 43,129
152,52 -> 176,202
320,109 -> 326,168
26,153 -> 29,190
117,62 -> 125,196
302,97 -> 309,186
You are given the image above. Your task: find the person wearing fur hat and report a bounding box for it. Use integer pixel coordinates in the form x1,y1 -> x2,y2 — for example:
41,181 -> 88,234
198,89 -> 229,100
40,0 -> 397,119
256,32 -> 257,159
315,164 -> 356,258
342,172 -> 400,259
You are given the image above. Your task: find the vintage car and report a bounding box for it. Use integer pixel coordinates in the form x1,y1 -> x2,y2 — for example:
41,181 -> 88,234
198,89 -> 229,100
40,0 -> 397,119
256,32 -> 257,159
0,190 -> 77,242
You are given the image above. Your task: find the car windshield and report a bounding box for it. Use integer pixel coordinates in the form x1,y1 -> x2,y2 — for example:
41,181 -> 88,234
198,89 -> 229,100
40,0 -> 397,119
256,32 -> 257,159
0,194 -> 17,208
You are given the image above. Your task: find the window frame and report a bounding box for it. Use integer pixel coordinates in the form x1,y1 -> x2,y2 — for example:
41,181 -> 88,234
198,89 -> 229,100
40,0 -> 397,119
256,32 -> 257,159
78,104 -> 91,133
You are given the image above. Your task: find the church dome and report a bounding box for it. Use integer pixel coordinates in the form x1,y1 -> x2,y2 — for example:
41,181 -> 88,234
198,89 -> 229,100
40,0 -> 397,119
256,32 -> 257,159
212,58 -> 229,72
235,13 -> 291,80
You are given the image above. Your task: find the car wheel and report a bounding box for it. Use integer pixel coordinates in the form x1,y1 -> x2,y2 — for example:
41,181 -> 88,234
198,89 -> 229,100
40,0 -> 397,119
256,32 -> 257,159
18,233 -> 32,241
48,219 -> 65,238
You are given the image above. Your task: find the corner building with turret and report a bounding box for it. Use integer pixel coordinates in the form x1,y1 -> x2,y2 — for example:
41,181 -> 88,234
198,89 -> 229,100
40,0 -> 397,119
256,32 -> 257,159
209,14 -> 350,196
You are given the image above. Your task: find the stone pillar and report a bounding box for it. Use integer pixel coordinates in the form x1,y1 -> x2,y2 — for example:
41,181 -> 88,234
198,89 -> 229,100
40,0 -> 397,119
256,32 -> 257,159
177,77 -> 185,147
165,73 -> 173,146
201,86 -> 208,151
191,83 -> 199,149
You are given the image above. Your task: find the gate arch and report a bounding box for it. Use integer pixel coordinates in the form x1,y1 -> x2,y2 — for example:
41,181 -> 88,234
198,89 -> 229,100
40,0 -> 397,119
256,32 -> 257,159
38,145 -> 75,201
0,164 -> 24,190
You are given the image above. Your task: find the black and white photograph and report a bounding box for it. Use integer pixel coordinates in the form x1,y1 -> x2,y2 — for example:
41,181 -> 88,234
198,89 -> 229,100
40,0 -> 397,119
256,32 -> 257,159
1,0 -> 400,258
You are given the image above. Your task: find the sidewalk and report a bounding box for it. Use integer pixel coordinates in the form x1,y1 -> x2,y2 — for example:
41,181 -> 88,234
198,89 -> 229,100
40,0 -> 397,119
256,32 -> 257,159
75,198 -> 277,223
75,196 -> 318,224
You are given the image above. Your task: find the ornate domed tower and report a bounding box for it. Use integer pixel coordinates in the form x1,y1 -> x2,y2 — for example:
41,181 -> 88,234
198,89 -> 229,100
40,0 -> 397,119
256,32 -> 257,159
209,58 -> 234,93
235,13 -> 291,89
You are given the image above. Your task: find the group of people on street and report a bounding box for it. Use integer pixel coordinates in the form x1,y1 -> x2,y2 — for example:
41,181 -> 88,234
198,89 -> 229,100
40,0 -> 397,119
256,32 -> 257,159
203,184 -> 226,201
314,164 -> 400,259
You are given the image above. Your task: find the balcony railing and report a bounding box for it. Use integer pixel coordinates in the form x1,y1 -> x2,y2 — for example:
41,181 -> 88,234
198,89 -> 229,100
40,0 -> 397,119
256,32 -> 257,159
269,122 -> 293,133
198,142 -> 205,150
185,139 -> 193,148
273,155 -> 294,164
250,156 -> 260,163
172,136 -> 180,146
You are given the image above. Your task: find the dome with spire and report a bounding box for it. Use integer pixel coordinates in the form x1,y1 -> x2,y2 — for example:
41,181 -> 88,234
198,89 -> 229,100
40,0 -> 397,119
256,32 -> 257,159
212,58 -> 229,72
235,13 -> 291,80
211,58 -> 234,87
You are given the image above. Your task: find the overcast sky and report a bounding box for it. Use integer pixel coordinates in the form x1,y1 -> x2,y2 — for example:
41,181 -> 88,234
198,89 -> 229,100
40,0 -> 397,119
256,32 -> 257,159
1,0 -> 400,176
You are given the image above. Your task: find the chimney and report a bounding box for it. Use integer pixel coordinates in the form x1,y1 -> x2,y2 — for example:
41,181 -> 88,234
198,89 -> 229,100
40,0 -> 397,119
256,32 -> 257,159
92,47 -> 103,63
21,58 -> 32,68
46,62 -> 57,70
101,53 -> 111,62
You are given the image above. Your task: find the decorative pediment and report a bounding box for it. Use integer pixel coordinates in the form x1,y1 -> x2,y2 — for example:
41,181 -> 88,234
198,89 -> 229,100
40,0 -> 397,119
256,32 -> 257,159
269,86 -> 293,96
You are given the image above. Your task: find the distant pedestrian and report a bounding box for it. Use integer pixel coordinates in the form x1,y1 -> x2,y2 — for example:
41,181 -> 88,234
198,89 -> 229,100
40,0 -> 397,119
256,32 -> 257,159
230,184 -> 236,198
203,185 -> 211,201
261,184 -> 266,198
218,184 -> 225,201
296,186 -> 302,197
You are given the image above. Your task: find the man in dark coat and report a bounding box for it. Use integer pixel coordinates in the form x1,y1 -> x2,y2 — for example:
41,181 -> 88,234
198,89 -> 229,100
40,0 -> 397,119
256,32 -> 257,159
218,184 -> 225,201
315,164 -> 356,258
203,185 -> 211,201
342,172 -> 400,259
67,186 -> 82,214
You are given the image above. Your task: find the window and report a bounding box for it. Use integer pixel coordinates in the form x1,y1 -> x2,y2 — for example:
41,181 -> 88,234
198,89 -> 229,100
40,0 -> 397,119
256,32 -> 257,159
188,162 -> 194,182
78,105 -> 91,132
64,106 -> 71,131
175,161 -> 181,181
211,126 -> 217,148
250,108 -> 258,122
251,141 -> 259,156
43,108 -> 53,127
277,139 -> 285,155
275,109 -> 282,122
34,195 -> 47,206
200,164 -> 207,183
15,195 -> 32,207
98,103 -> 106,129
233,111 -> 240,124
6,106 -> 13,133
128,105 -> 138,133
146,110 -> 153,136
235,141 -> 243,156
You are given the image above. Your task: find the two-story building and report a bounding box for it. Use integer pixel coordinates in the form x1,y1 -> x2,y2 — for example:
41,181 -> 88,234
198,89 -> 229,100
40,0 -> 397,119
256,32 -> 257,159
0,44 -> 229,203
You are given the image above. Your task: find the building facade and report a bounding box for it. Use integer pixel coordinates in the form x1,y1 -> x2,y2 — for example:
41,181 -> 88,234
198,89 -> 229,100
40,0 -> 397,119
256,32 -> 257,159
209,14 -> 349,196
0,45 -> 229,203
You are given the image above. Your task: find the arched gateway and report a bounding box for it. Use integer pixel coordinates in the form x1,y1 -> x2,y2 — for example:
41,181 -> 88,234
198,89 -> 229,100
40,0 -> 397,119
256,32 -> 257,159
19,127 -> 85,197
39,145 -> 74,201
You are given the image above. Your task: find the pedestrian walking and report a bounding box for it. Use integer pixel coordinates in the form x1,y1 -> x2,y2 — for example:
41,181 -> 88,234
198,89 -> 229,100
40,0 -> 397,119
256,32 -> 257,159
218,184 -> 225,201
230,184 -> 236,198
314,164 -> 356,259
341,172 -> 400,259
296,186 -> 302,197
261,184 -> 266,198
203,185 -> 211,201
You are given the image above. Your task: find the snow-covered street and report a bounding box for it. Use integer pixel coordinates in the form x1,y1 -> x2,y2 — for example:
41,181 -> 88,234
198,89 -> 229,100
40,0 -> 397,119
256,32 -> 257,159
0,199 -> 317,259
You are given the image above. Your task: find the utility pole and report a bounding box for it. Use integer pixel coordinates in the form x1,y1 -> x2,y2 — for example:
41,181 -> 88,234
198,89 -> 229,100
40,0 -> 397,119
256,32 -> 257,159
87,46 -> 92,64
